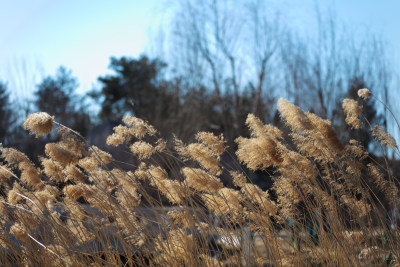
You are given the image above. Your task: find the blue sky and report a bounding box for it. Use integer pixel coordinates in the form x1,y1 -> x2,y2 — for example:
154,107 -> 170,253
1,0 -> 399,100
0,0 -> 159,97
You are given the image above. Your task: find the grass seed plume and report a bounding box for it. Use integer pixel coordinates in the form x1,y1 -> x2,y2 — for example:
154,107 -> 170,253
0,94 -> 399,266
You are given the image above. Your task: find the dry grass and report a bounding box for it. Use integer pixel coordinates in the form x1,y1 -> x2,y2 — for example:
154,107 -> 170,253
1,89 -> 399,266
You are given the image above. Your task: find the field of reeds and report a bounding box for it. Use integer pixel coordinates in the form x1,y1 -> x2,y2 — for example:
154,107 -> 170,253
1,89 -> 399,266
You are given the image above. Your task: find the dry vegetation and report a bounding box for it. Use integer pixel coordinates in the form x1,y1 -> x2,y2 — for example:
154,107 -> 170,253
1,89 -> 399,266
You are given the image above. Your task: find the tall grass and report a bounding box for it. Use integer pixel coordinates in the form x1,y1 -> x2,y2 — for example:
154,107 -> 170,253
1,89 -> 399,266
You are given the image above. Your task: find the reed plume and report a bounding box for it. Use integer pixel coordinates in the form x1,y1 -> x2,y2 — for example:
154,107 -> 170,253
1,94 -> 399,266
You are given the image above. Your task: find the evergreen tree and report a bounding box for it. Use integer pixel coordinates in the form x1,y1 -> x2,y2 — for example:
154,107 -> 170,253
0,81 -> 16,145
35,66 -> 91,136
94,56 -> 168,122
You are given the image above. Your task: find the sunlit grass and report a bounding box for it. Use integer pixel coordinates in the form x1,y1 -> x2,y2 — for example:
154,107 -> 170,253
1,89 -> 399,266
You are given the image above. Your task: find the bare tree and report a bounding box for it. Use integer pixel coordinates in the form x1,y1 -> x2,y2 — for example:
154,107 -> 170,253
6,56 -> 44,119
246,1 -> 281,118
155,0 -> 396,152
281,8 -> 344,118
158,0 -> 283,141
281,6 -> 394,121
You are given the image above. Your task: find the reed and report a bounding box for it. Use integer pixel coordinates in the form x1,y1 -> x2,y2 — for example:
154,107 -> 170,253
1,89 -> 399,266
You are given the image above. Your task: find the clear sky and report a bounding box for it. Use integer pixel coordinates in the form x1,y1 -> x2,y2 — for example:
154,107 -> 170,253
1,0 -> 399,100
0,0 -> 159,97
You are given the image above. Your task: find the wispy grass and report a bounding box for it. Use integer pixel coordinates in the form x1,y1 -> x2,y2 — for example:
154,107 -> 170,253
1,89 -> 399,266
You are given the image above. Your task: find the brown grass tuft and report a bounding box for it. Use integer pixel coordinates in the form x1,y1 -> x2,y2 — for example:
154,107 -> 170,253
1,95 -> 399,266
23,112 -> 54,138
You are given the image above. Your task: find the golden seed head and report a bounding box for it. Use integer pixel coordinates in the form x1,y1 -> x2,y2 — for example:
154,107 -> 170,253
357,88 -> 372,100
0,165 -> 12,181
78,157 -> 98,173
90,145 -> 113,164
306,112 -> 343,153
23,112 -> 54,138
10,223 -> 29,242
342,98 -> 363,129
218,188 -> 243,209
174,135 -> 190,161
8,189 -> 23,204
148,165 -> 169,181
64,165 -> 87,182
372,125 -> 397,148
277,98 -> 313,132
246,114 -> 283,139
45,143 -> 78,166
195,132 -> 226,156
64,184 -> 93,200
41,158 -> 65,182
230,171 -> 247,187
202,193 -> 232,216
106,125 -> 131,146
187,143 -> 221,175
235,136 -> 282,170
182,167 -> 222,193
130,141 -> 155,160
157,179 -> 185,204
123,116 -> 157,138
